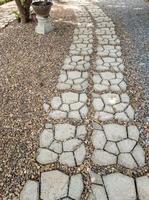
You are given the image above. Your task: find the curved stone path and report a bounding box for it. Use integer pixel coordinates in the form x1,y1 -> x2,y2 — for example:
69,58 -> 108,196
0,1 -> 16,29
20,0 -> 149,199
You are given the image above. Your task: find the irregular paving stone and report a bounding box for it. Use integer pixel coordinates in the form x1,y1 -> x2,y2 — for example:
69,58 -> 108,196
76,125 -> 87,140
136,176 -> 149,200
63,138 -> 81,151
70,102 -> 84,110
128,125 -> 140,140
73,34 -> 93,44
92,129 -> 106,149
49,110 -> 67,119
41,171 -> 83,200
50,92 -> 88,120
132,144 -> 145,166
55,123 -> 75,140
77,22 -> 92,28
121,93 -> 130,103
115,112 -> 129,121
95,111 -> 114,121
37,124 -> 87,166
69,43 -> 93,55
62,55 -> 90,71
92,122 -> 103,130
95,27 -> 116,35
93,98 -> 104,110
92,149 -> 117,165
103,124 -> 127,141
94,84 -> 108,92
50,140 -> 62,153
74,27 -> 93,35
59,152 -> 76,166
41,171 -> 69,200
68,110 -> 82,120
74,144 -> 86,165
57,70 -> 88,91
118,153 -> 137,168
36,148 -> 58,164
20,180 -> 39,200
40,129 -> 53,148
97,45 -> 122,57
43,103 -> 49,112
62,92 -> 79,104
104,141 -> 119,155
93,16 -> 111,22
117,139 -> 136,153
104,105 -> 114,113
97,35 -> 120,45
93,93 -> 135,121
89,172 -> 148,200
89,170 -> 107,200
51,96 -> 62,109
103,173 -> 136,200
68,174 -> 84,199
96,56 -> 124,72
93,71 -> 126,92
102,93 -> 120,105
45,123 -> 53,129
90,171 -> 103,185
91,124 -> 145,168
97,21 -> 115,28
89,184 -> 108,200
113,103 -> 128,112
80,93 -> 88,102
125,105 -> 135,119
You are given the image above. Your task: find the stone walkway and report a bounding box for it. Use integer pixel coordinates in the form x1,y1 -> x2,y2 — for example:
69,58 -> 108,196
0,1 -> 16,28
96,0 -> 149,122
19,0 -> 149,199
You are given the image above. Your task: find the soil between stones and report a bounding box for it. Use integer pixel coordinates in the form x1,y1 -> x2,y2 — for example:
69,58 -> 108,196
0,4 -> 76,199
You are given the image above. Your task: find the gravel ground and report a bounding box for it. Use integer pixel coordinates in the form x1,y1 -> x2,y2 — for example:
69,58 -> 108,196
0,4 -> 76,199
96,0 -> 149,122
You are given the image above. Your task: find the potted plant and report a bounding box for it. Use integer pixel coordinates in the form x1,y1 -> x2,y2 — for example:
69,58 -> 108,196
32,0 -> 54,34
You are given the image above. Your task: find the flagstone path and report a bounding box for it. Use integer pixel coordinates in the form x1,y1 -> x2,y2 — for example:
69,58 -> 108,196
19,0 -> 149,199
0,1 -> 16,28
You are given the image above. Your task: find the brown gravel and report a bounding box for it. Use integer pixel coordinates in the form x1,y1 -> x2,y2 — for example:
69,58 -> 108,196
0,4 -> 76,199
